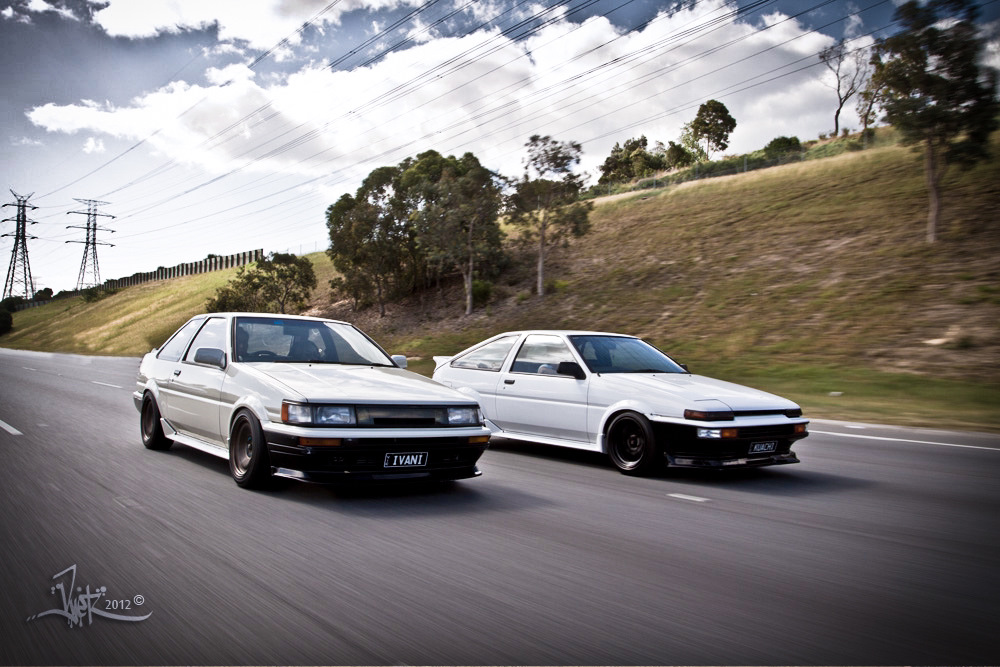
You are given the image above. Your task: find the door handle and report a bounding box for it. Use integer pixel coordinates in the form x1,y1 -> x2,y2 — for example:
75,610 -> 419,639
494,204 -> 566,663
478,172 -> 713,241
173,370 -> 182,376
504,378 -> 515,385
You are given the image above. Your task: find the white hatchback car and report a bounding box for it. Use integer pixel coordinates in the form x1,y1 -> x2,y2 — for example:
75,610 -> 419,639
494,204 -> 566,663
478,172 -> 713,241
432,331 -> 808,474
135,313 -> 490,488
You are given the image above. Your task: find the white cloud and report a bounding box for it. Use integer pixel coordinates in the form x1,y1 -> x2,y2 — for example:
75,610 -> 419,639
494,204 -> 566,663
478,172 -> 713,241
83,136 -> 105,153
90,0 -> 424,48
11,136 -> 43,146
26,0 -> 857,188
24,0 -> 78,21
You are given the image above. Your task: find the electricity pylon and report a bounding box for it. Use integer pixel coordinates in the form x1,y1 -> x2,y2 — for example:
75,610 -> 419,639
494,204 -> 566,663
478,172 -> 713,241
66,199 -> 115,291
2,190 -> 38,300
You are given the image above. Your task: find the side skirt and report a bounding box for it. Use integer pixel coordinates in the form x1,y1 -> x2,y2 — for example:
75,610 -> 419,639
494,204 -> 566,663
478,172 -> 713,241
160,418 -> 228,460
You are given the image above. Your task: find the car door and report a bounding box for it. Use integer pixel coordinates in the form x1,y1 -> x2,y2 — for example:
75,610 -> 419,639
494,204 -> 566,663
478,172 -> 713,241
494,334 -> 590,443
166,316 -> 230,445
149,316 -> 205,421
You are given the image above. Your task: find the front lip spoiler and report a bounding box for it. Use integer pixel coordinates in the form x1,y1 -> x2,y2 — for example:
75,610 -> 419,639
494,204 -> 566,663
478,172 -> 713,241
665,451 -> 800,468
271,466 -> 482,484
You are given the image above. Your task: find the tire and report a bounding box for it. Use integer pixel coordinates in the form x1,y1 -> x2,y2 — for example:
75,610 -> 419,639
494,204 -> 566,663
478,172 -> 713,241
229,410 -> 272,489
140,394 -> 172,451
606,411 -> 660,475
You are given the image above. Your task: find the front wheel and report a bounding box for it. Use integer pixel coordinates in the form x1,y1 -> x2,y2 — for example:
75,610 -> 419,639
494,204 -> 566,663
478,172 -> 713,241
140,394 -> 172,451
229,410 -> 272,489
606,412 -> 660,475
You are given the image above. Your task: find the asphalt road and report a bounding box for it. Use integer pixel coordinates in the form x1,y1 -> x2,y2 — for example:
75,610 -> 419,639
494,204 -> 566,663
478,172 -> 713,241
0,347 -> 998,665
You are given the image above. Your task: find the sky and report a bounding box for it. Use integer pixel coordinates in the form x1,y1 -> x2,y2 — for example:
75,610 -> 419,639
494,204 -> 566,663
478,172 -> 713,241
1,0 -> 998,295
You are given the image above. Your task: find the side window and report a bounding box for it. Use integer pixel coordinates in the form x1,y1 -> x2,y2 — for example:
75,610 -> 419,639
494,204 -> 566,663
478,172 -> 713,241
451,336 -> 518,371
184,317 -> 228,363
156,318 -> 204,362
510,335 -> 576,376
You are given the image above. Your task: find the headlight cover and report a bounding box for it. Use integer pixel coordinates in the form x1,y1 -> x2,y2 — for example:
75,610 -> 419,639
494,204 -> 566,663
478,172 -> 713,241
282,401 -> 355,425
447,406 -> 481,425
282,401 -> 481,427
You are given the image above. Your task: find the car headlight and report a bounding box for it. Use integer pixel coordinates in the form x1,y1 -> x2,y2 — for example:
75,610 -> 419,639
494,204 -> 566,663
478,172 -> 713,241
315,406 -> 356,425
281,401 -> 356,425
447,406 -> 481,425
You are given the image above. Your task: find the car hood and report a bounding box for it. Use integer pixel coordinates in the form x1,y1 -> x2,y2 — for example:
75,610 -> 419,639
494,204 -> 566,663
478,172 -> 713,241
249,363 -> 476,404
595,372 -> 800,412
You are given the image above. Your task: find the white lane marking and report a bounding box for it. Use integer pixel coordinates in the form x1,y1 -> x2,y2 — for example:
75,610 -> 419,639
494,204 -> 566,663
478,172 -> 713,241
669,493 -> 710,503
0,419 -> 23,436
91,381 -> 123,389
22,367 -> 37,371
811,430 -> 999,452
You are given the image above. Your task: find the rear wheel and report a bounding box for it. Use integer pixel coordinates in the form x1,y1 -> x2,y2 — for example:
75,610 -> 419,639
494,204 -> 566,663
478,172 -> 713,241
229,410 -> 272,489
606,411 -> 660,475
140,394 -> 172,451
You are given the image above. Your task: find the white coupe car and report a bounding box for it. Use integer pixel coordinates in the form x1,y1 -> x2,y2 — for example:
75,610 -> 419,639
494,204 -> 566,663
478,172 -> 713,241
134,313 -> 490,488
432,330 -> 808,474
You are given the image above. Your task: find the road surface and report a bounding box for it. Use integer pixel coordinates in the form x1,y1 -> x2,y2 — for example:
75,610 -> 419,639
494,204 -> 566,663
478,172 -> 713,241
0,348 -> 997,665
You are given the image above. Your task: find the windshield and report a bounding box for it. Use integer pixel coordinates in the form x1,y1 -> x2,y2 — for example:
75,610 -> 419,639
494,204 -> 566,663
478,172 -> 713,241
234,317 -> 394,366
568,335 -> 687,374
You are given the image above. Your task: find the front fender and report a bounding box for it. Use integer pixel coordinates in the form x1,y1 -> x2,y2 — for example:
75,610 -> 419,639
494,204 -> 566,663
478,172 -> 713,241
595,398 -> 662,454
225,394 -> 270,444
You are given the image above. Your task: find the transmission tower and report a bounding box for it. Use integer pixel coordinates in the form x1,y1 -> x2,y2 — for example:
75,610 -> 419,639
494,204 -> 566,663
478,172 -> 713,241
2,190 -> 39,300
66,199 -> 115,291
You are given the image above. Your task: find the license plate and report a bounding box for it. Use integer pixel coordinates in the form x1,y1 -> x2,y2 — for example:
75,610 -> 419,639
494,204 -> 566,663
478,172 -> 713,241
750,441 -> 777,453
384,452 -> 428,468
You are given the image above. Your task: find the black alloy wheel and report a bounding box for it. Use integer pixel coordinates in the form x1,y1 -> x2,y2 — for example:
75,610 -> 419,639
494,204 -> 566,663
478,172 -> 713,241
606,411 -> 660,475
229,410 -> 272,489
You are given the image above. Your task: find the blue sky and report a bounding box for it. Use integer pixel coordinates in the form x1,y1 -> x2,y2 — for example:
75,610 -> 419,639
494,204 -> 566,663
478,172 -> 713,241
1,0 -> 998,294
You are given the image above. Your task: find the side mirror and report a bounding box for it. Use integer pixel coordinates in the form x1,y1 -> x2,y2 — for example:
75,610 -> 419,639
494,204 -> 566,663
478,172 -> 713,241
193,347 -> 227,369
557,361 -> 586,380
680,363 -> 689,372
391,354 -> 408,369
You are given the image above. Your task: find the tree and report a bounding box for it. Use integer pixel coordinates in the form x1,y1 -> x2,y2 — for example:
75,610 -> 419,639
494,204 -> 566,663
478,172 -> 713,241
597,136 -> 665,184
688,100 -> 737,159
764,136 -> 803,160
402,151 -> 505,315
509,135 -> 593,297
873,0 -> 999,242
0,309 -> 11,336
819,39 -> 870,137
206,252 -> 316,314
326,166 -> 411,316
856,51 -> 888,144
663,140 -> 695,169
33,287 -> 53,301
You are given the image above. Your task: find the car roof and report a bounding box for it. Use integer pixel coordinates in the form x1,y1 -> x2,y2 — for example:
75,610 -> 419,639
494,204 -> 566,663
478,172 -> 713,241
198,312 -> 352,326
493,330 -> 640,338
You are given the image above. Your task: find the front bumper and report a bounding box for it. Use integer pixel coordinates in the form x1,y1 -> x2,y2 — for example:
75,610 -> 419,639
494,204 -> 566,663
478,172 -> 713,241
653,420 -> 808,469
262,426 -> 490,483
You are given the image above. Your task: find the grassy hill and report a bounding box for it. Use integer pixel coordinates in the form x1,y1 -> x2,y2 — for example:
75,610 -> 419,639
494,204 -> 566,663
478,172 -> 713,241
4,134 -> 999,431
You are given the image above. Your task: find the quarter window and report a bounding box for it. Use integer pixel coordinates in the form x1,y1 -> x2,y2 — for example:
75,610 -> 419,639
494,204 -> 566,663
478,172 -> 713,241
450,335 -> 518,371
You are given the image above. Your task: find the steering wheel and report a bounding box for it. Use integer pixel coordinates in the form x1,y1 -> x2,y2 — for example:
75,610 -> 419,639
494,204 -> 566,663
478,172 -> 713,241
248,350 -> 278,361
